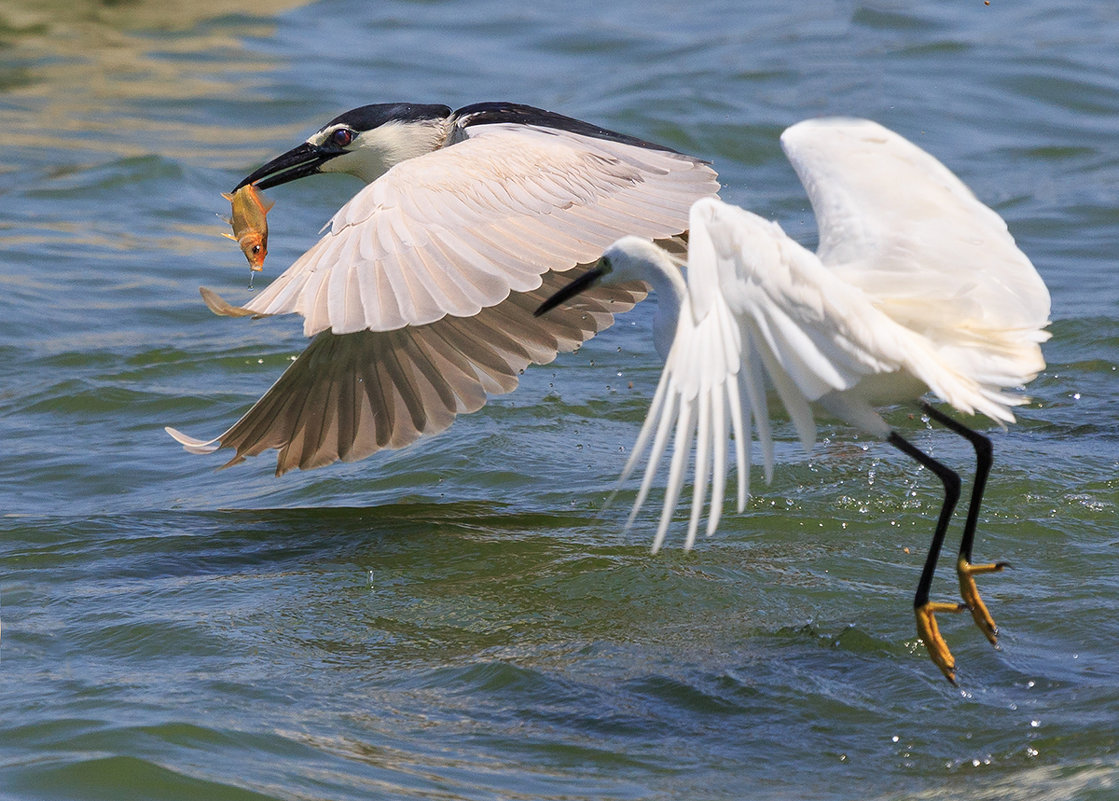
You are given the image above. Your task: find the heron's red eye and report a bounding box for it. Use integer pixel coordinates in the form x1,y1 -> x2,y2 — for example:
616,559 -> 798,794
331,128 -> 354,147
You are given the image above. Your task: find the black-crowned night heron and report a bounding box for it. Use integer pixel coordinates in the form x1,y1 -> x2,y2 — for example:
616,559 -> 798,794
167,102 -> 719,473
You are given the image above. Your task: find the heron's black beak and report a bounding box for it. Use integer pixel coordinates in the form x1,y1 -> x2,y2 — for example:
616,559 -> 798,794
233,142 -> 336,192
535,263 -> 607,317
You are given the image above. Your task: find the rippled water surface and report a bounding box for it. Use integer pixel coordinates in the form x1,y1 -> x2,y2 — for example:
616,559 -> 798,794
2,1 -> 1117,799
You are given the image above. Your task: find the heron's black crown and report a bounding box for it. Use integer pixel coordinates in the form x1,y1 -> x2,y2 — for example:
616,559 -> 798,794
322,103 -> 453,133
321,101 -> 681,153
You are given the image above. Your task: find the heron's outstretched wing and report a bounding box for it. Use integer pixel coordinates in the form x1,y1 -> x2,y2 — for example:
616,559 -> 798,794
170,117 -> 714,473
623,198 -> 1014,551
780,117 -> 1050,388
167,270 -> 650,475
238,123 -> 718,335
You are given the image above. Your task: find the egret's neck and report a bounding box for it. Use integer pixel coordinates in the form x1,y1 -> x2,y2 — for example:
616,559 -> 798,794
646,264 -> 687,361
607,237 -> 688,360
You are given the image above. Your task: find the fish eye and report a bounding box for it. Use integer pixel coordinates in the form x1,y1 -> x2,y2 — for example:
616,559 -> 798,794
331,128 -> 355,148
251,245 -> 261,254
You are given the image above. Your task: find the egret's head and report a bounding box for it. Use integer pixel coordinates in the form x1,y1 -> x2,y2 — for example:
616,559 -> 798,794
234,103 -> 453,191
534,236 -> 668,317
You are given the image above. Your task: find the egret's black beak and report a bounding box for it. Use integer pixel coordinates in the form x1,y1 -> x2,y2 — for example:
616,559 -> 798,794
233,142 -> 336,192
535,263 -> 607,317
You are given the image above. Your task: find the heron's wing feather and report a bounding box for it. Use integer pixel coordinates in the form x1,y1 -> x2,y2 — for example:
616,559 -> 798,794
780,117 -> 1050,387
239,124 -> 717,335
167,272 -> 647,475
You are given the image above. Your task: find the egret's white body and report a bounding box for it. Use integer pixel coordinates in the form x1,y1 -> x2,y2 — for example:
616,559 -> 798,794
540,118 -> 1050,682
167,103 -> 718,473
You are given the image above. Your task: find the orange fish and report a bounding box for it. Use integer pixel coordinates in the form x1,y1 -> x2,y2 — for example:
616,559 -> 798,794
221,184 -> 273,272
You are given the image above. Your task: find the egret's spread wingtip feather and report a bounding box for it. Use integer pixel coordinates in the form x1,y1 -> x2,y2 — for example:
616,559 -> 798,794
725,371 -> 751,514
619,368 -> 671,485
686,390 -> 713,551
631,387 -> 678,544
707,378 -> 729,538
655,399 -> 695,552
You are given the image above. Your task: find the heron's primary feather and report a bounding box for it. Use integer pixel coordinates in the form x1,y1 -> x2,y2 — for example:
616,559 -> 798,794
169,271 -> 651,474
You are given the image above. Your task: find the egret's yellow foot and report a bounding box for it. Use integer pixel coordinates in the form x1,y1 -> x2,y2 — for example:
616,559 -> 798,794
957,555 -> 1009,646
916,601 -> 967,684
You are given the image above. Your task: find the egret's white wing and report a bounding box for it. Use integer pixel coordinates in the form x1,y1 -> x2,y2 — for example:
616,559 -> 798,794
240,123 -> 718,335
626,198 -> 1018,550
168,271 -> 650,474
780,118 -> 1050,389
620,261 -> 757,553
626,199 -> 880,549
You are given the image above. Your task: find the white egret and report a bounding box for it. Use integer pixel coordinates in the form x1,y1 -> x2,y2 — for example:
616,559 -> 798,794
166,102 -> 719,473
537,118 -> 1051,683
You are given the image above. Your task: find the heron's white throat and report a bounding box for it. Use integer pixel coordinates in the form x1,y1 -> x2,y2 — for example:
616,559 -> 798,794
314,118 -> 451,183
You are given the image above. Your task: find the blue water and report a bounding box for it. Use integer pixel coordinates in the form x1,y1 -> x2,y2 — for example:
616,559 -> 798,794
2,1 -> 1117,799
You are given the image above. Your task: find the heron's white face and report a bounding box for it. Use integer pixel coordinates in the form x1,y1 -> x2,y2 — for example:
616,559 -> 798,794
309,118 -> 450,183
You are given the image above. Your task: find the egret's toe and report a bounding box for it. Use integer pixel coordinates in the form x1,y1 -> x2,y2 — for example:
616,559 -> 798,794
915,601 -> 967,684
957,555 -> 1008,646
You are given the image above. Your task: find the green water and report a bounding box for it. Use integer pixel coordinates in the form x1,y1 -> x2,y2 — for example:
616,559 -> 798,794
2,1 -> 1117,799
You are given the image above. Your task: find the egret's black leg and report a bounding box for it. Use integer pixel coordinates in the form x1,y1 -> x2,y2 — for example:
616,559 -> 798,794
922,403 -> 1008,645
888,431 -> 967,684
